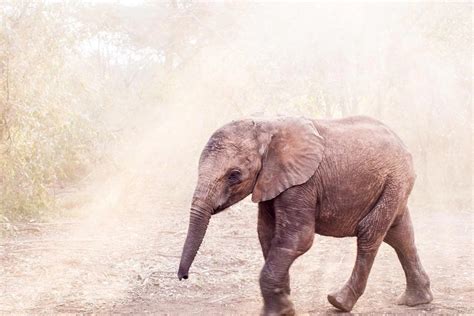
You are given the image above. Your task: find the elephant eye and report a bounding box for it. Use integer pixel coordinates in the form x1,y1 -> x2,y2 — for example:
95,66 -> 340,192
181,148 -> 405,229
227,169 -> 242,185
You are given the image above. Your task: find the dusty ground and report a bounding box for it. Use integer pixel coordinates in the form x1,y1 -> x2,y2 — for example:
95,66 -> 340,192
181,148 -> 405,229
1,192 -> 472,315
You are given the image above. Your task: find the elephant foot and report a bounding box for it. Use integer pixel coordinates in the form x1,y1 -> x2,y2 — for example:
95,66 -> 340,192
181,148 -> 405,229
261,293 -> 295,316
261,306 -> 295,316
396,287 -> 433,306
327,286 -> 359,312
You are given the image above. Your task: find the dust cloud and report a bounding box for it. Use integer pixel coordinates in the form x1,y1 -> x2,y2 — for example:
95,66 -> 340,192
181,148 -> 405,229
90,2 -> 471,210
1,2 -> 472,314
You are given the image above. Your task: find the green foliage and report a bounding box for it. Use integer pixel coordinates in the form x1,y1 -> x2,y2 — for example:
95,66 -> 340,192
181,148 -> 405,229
0,2 -> 110,220
0,103 -> 103,219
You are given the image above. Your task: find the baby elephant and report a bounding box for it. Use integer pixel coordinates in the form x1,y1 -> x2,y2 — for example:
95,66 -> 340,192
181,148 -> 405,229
178,116 -> 433,314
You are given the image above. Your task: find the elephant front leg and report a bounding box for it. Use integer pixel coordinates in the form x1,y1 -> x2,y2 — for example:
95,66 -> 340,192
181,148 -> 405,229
259,210 -> 315,315
258,202 -> 291,296
260,247 -> 298,316
384,209 -> 433,306
257,201 -> 275,260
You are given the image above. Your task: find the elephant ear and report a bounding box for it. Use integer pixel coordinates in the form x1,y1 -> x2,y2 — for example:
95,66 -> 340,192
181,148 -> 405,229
252,117 -> 325,203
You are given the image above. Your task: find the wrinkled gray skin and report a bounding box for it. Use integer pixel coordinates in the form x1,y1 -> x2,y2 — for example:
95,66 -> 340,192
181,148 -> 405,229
178,116 -> 433,315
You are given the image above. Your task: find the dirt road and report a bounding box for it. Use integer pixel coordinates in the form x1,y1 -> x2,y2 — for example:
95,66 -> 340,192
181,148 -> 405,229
1,198 -> 472,315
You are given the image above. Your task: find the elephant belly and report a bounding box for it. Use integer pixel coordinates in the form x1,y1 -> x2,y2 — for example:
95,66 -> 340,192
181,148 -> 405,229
314,182 -> 385,238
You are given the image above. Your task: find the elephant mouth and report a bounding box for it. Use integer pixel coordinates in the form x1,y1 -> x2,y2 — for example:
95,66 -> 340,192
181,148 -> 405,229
212,207 -> 224,215
212,203 -> 230,215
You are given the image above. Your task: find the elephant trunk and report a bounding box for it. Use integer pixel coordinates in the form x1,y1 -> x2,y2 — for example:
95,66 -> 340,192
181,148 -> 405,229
178,202 -> 212,280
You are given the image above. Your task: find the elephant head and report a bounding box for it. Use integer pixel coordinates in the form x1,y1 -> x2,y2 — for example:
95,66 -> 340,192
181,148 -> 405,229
177,117 -> 325,280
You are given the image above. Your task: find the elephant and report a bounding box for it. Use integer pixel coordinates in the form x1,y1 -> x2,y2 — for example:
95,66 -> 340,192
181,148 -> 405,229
177,115 -> 433,315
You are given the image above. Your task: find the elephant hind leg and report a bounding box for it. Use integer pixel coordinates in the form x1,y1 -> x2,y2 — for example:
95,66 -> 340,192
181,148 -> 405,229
384,209 -> 433,306
327,234 -> 384,312
328,183 -> 401,312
